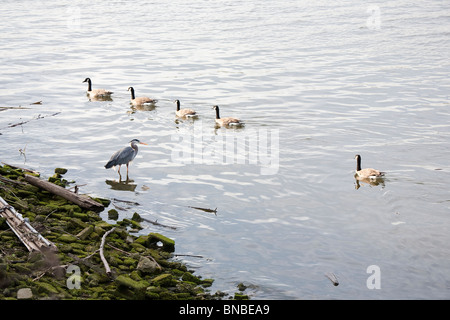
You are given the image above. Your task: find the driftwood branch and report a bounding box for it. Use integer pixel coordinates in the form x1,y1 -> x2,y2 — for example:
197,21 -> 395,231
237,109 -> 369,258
173,254 -> 204,258
0,196 -> 57,252
112,198 -> 140,206
140,217 -> 177,230
188,206 -> 218,215
24,174 -> 104,212
99,227 -> 116,276
325,272 -> 339,286
0,112 -> 60,130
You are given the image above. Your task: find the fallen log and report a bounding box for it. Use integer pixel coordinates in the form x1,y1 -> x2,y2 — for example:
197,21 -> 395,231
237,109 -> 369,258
1,162 -> 40,175
24,174 -> 104,212
0,196 -> 57,252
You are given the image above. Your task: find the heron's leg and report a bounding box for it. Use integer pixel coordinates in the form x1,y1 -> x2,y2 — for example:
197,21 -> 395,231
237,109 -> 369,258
126,163 -> 130,181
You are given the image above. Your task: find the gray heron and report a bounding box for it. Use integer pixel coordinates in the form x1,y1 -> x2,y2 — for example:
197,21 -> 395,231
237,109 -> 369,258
105,139 -> 148,179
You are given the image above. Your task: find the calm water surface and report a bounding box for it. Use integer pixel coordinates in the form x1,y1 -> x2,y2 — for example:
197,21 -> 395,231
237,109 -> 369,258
1,1 -> 450,299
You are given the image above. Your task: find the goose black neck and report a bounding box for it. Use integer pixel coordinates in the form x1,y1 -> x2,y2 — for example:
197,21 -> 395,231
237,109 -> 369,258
86,79 -> 92,92
129,87 -> 135,100
176,100 -> 181,111
356,156 -> 361,171
214,106 -> 220,119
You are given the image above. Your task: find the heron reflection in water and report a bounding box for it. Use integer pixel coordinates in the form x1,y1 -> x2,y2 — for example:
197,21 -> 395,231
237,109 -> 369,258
105,139 -> 147,181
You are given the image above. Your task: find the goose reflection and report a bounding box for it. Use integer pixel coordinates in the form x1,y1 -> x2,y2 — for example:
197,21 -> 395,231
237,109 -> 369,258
128,104 -> 157,114
354,175 -> 385,190
88,95 -> 113,102
105,179 -> 137,192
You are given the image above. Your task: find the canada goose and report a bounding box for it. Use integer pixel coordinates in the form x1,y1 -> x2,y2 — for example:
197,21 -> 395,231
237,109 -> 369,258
128,87 -> 157,106
354,154 -> 385,180
82,78 -> 113,99
175,100 -> 197,118
212,105 -> 242,127
105,139 -> 148,179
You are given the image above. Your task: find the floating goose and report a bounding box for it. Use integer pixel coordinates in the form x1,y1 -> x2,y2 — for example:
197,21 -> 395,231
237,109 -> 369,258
105,139 -> 148,179
82,78 -> 113,100
128,87 -> 157,106
354,154 -> 385,180
212,105 -> 242,127
175,100 -> 197,118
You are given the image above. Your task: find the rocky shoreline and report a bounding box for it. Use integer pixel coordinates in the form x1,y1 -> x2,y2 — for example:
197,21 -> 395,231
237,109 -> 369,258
0,164 -> 247,300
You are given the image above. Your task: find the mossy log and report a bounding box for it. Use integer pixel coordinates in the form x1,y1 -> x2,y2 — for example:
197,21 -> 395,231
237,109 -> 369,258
24,175 -> 104,212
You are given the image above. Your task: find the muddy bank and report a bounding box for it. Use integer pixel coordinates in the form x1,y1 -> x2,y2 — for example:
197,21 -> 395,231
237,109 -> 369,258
0,164 -> 246,300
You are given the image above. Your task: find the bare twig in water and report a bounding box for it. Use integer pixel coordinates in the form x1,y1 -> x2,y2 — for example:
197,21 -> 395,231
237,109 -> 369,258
112,203 -> 127,211
0,106 -> 31,111
30,101 -> 42,105
67,184 -> 86,194
173,254 -> 204,258
188,206 -> 218,215
0,112 -> 60,130
112,198 -> 140,206
325,272 -> 339,286
140,217 -> 177,230
18,145 -> 27,162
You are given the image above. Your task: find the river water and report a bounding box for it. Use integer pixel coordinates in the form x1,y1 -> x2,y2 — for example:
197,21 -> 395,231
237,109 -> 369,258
1,0 -> 450,299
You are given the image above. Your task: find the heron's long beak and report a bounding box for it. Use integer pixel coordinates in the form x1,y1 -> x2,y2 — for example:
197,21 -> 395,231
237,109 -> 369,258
140,142 -> 148,145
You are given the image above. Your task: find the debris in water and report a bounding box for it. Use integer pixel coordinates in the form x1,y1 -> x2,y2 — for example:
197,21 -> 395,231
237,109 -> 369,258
188,206 -> 218,215
325,272 -> 339,286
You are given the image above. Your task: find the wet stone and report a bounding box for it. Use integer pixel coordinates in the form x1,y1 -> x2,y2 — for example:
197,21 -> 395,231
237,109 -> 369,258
17,288 -> 33,300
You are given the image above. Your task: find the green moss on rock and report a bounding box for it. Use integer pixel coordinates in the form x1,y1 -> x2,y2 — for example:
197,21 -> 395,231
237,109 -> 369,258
58,234 -> 78,243
108,209 -> 119,220
148,233 -> 175,252
54,168 -> 68,175
181,272 -> 202,284
115,275 -> 149,291
76,225 -> 94,240
151,273 -> 177,287
36,282 -> 59,294
131,212 -> 143,222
